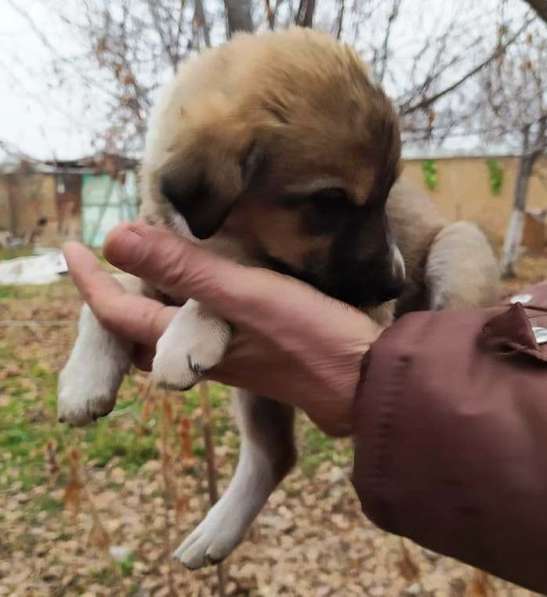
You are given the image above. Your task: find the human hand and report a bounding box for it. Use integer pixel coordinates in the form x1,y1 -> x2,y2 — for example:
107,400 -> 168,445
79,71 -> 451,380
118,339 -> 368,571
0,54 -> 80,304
63,223 -> 383,436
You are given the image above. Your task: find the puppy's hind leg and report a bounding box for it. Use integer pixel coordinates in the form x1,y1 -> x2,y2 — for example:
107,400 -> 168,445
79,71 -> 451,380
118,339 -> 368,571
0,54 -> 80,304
58,273 -> 143,426
174,391 -> 296,569
426,221 -> 499,310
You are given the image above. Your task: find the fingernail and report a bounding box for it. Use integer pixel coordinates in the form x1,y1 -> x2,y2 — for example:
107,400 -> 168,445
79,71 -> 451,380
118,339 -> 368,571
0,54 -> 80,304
105,224 -> 146,268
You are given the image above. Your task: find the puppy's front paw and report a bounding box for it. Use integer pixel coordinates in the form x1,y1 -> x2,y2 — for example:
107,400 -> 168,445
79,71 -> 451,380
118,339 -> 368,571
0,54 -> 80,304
57,306 -> 131,426
152,303 -> 230,391
58,362 -> 118,426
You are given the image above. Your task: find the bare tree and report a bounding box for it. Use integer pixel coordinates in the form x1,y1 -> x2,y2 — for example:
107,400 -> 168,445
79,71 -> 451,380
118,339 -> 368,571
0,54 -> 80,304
56,0 -> 208,154
194,0 -> 212,49
333,0 -> 345,40
399,16 -> 535,117
500,118 -> 546,277
479,22 -> 547,276
5,0 -> 542,163
373,0 -> 402,84
224,0 -> 254,36
294,0 -> 315,28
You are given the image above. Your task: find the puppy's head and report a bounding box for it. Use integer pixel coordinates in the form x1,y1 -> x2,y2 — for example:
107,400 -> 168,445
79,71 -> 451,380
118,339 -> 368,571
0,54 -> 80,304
145,28 -> 404,308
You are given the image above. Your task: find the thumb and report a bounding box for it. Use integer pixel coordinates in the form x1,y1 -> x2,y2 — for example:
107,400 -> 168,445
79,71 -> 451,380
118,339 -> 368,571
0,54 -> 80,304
104,222 -> 257,319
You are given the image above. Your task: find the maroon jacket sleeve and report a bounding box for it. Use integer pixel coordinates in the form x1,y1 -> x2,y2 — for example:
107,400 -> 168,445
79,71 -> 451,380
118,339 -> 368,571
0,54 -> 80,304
352,283 -> 547,594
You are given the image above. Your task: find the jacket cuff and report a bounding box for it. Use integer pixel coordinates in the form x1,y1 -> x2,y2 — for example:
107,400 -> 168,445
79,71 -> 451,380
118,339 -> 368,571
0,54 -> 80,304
350,307 -> 502,534
351,312 -> 416,535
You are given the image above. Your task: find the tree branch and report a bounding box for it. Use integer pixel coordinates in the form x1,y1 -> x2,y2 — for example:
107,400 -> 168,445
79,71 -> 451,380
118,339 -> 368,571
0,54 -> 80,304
401,16 -> 535,115
295,0 -> 315,28
146,1 -> 179,71
264,0 -> 275,29
334,0 -> 345,40
376,0 -> 402,83
194,0 -> 211,48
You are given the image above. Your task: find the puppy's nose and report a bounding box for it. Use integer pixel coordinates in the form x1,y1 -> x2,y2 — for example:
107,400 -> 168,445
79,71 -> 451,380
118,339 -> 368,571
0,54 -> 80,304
378,277 -> 405,302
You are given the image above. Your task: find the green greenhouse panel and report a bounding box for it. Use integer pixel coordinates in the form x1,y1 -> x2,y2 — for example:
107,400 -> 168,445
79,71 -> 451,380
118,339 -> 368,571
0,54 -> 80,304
81,171 -> 138,247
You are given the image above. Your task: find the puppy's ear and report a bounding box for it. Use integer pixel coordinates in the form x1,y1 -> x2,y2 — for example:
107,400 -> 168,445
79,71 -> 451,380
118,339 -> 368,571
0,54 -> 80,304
160,136 -> 265,240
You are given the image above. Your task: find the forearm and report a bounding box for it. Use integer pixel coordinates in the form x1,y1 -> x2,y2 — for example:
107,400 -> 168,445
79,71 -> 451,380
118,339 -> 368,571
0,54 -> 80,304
352,301 -> 547,593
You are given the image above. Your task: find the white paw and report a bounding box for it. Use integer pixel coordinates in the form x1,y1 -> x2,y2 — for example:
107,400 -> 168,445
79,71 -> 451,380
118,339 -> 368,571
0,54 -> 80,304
57,306 -> 131,426
152,301 -> 230,391
173,506 -> 245,569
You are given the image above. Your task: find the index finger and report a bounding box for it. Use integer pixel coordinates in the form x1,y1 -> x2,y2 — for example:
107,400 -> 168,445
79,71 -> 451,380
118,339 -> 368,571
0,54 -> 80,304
63,241 -> 176,347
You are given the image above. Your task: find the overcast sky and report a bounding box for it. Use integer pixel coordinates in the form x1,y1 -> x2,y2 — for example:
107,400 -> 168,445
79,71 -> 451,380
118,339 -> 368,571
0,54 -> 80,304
0,0 -> 535,162
0,0 -> 98,161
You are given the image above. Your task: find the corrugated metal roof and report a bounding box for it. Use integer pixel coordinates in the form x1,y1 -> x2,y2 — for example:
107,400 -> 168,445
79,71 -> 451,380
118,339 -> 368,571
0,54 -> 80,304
0,152 -> 138,176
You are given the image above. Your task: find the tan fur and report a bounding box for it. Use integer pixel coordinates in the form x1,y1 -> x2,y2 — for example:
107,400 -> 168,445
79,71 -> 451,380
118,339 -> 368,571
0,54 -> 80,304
140,27 -> 400,286
141,28 -> 398,211
426,221 -> 499,309
140,25 -> 498,317
387,179 -> 499,313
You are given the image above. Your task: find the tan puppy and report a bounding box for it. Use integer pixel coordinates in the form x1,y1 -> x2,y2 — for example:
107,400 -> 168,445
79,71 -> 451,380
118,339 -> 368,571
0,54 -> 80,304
58,28 -> 499,569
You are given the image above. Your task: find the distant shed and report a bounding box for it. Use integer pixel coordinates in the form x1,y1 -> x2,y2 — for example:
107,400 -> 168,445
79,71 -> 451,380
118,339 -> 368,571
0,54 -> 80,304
0,153 -> 138,247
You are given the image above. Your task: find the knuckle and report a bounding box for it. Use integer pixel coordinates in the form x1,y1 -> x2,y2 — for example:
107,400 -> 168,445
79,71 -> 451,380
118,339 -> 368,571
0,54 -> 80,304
155,246 -> 192,291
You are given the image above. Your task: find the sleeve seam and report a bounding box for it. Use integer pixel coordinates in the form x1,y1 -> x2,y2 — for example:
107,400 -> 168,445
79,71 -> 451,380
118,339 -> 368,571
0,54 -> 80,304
356,348 -> 411,533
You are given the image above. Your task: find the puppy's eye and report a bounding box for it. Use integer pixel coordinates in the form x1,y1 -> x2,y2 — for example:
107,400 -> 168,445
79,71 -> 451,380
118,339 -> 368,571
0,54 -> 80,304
302,188 -> 351,235
310,188 -> 351,211
277,188 -> 351,212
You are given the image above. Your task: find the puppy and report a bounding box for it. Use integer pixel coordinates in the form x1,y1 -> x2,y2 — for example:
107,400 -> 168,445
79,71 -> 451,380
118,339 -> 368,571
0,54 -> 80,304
58,28 -> 499,569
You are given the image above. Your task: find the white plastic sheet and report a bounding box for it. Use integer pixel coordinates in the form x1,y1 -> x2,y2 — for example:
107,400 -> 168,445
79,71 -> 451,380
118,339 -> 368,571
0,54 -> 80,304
0,250 -> 68,285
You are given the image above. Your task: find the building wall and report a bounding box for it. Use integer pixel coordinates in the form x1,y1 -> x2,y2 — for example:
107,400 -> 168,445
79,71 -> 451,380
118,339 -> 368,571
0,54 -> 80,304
0,176 -> 10,231
1,156 -> 546,247
16,174 -> 57,236
0,172 -> 81,244
0,173 -> 56,236
403,156 -> 547,244
55,174 -> 82,242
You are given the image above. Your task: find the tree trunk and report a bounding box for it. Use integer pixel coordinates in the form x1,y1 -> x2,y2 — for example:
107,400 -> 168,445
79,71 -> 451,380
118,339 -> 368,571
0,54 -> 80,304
295,0 -> 316,28
524,0 -> 547,23
194,0 -> 211,48
224,0 -> 253,37
7,175 -> 18,235
499,153 -> 535,278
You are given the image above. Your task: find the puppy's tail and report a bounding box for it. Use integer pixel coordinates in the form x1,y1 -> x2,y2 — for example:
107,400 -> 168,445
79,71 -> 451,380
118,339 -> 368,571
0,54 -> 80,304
426,221 -> 500,310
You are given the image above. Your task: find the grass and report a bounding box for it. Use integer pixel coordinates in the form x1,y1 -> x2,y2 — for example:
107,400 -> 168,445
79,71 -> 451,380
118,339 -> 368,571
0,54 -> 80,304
0,246 -> 34,260
85,419 -> 158,471
0,284 -> 43,300
0,275 -> 353,593
0,285 -> 347,489
0,343 -> 345,498
299,424 -> 352,475
0,329 -> 240,494
0,364 -> 165,489
0,278 -> 77,302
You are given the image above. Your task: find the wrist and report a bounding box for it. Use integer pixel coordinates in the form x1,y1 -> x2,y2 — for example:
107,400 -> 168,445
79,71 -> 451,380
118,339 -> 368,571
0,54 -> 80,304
306,321 -> 382,437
